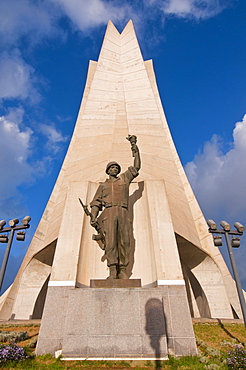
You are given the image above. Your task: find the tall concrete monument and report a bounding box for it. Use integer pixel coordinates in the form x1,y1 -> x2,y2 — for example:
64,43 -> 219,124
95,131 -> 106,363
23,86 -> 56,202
0,20 -> 243,359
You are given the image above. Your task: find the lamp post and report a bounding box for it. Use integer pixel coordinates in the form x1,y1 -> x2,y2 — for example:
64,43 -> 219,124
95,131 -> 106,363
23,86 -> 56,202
207,219 -> 246,326
0,216 -> 31,293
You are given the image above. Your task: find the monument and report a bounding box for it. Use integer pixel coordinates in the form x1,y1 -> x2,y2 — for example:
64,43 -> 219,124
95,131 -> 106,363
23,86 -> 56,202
0,20 -> 244,359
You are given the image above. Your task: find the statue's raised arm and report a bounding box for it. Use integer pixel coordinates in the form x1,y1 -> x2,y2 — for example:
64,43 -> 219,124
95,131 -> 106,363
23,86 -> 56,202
126,135 -> 141,171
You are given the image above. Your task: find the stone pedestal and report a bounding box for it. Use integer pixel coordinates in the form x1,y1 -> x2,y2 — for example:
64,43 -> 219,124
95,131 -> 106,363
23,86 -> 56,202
36,284 -> 197,359
90,279 -> 141,288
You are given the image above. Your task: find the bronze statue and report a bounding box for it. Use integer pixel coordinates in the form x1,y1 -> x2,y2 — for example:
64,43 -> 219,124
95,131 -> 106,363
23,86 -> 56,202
90,135 -> 141,280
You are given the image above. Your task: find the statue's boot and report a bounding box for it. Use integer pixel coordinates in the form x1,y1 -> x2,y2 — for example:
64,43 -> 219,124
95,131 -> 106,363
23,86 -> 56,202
107,265 -> 117,280
118,266 -> 128,279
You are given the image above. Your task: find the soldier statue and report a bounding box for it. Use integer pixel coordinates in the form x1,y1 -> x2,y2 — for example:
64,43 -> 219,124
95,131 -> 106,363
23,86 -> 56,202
90,135 -> 141,280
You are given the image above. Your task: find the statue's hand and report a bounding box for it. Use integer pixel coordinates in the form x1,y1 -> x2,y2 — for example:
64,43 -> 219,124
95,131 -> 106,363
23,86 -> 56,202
126,134 -> 137,144
131,143 -> 138,154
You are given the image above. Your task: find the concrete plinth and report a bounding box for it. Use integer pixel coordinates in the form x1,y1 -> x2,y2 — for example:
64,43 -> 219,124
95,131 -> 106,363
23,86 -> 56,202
36,285 -> 197,359
90,279 -> 142,288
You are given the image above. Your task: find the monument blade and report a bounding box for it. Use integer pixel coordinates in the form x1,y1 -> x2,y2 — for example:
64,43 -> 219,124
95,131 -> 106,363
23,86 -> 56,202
0,20 -> 243,359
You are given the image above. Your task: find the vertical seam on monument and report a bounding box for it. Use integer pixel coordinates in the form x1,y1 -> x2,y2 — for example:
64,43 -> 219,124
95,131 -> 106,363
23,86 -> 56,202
120,27 -> 130,140
145,182 -> 158,282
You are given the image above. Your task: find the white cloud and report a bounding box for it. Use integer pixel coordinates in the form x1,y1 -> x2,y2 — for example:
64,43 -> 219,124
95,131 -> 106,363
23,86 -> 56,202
0,107 -> 33,210
0,0 -> 63,46
0,108 -> 61,219
0,0 -> 131,47
0,110 -> 67,222
50,0 -> 131,31
185,115 -> 246,220
0,50 -> 40,102
185,115 -> 246,288
40,124 -> 68,153
0,0 -> 229,54
144,0 -> 228,20
164,0 -> 193,14
162,0 -> 228,19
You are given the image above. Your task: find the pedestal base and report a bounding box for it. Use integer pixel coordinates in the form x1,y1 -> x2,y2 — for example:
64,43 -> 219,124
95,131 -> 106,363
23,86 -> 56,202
36,285 -> 197,359
90,279 -> 141,288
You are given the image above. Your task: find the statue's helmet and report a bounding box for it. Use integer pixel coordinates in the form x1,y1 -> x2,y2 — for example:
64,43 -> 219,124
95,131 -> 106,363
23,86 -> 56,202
106,161 -> 121,174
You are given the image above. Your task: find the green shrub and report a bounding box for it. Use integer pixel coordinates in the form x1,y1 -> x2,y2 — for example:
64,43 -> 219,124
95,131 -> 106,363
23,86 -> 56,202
0,330 -> 28,343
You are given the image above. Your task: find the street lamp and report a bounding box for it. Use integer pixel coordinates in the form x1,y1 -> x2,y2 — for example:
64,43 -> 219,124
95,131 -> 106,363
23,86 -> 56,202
207,219 -> 246,326
0,216 -> 31,293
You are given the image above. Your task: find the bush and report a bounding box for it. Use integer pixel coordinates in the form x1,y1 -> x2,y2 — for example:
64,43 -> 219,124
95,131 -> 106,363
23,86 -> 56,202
0,343 -> 28,363
0,330 -> 28,343
227,345 -> 246,369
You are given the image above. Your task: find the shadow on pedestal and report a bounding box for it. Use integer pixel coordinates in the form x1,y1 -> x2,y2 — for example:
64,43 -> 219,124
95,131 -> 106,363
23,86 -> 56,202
145,298 -> 166,369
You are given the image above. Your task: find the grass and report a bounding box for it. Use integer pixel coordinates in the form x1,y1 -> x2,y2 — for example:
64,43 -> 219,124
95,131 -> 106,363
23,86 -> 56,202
0,322 -> 245,369
0,356 -> 208,370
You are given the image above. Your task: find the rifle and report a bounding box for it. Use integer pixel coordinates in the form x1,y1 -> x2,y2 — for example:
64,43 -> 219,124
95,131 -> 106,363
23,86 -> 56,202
78,198 -> 105,250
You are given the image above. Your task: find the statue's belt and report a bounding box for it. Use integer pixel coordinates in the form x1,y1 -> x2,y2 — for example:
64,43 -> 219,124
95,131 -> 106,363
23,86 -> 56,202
104,203 -> 128,209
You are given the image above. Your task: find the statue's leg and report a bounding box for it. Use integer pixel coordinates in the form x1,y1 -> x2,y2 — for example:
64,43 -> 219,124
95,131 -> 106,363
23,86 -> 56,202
107,264 -> 117,280
102,208 -> 119,279
118,208 -> 130,279
118,266 -> 128,279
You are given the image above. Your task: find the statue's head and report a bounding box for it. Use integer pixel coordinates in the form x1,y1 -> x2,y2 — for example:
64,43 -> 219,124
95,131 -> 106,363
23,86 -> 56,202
106,161 -> 121,175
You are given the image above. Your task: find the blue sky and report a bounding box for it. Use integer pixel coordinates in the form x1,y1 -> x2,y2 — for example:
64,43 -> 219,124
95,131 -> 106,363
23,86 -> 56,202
0,0 -> 246,293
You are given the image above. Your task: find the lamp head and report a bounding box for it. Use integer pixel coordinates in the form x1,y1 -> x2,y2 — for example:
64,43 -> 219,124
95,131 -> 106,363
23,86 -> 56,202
213,235 -> 223,247
16,232 -> 26,241
0,220 -> 6,230
234,222 -> 245,233
0,234 -> 8,243
207,219 -> 217,230
9,218 -> 19,227
220,221 -> 230,231
22,216 -> 31,226
231,237 -> 241,248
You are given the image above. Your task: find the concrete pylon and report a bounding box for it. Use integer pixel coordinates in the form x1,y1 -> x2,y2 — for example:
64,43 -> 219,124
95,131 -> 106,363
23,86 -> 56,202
0,20 -> 243,358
